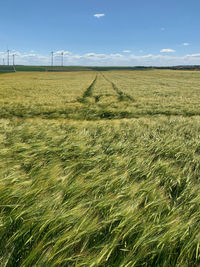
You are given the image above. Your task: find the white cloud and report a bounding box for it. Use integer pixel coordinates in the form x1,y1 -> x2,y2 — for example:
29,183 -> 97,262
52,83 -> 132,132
123,50 -> 131,53
141,54 -> 153,58
94,14 -> 105,18
54,50 -> 71,55
183,43 -> 189,46
22,54 -> 37,57
186,53 -> 200,58
160,49 -> 176,53
110,53 -> 123,57
85,53 -> 96,57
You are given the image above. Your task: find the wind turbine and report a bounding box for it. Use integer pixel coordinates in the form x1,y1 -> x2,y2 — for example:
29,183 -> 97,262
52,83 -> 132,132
12,54 -> 16,66
51,51 -> 54,67
61,51 -> 64,67
7,49 -> 10,65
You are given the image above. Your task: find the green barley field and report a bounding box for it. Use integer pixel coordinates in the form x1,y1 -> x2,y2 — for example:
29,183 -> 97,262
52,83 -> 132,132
1,70 -> 200,266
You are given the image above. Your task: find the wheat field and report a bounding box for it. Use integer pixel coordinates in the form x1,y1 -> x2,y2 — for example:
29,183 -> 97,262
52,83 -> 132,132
1,70 -> 200,266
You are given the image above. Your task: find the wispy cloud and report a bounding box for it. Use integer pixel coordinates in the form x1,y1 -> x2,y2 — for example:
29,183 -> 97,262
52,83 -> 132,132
160,49 -> 176,53
186,53 -> 200,57
94,14 -> 105,19
85,53 -> 97,57
123,50 -> 131,53
183,43 -> 190,46
54,50 -> 71,55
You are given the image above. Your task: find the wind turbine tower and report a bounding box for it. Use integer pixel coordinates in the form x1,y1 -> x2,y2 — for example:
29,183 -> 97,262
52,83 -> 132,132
61,52 -> 64,67
51,51 -> 54,67
12,54 -> 15,66
7,49 -> 10,65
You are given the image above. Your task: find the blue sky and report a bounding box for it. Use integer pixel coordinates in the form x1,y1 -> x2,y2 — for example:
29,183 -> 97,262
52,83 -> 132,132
0,0 -> 200,66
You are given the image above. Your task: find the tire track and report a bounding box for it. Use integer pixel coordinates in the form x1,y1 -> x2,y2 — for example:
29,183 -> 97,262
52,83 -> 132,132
77,74 -> 98,103
78,72 -> 135,105
101,73 -> 135,102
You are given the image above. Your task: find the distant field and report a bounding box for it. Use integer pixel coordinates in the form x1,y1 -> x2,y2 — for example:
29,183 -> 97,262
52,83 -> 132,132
1,70 -> 200,119
1,70 -> 200,266
0,66 -> 16,73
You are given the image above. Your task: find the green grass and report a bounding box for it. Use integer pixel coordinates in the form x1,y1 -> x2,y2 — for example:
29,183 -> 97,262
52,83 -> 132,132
15,66 -> 93,72
0,66 -> 16,73
15,66 -> 46,72
1,70 -> 200,266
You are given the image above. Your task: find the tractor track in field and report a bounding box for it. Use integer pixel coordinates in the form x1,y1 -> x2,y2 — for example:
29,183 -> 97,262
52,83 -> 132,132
77,72 -> 135,105
100,73 -> 135,102
77,74 -> 98,103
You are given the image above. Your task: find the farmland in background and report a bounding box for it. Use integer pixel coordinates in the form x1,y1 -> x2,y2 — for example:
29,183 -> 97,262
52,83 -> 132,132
1,70 -> 200,266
